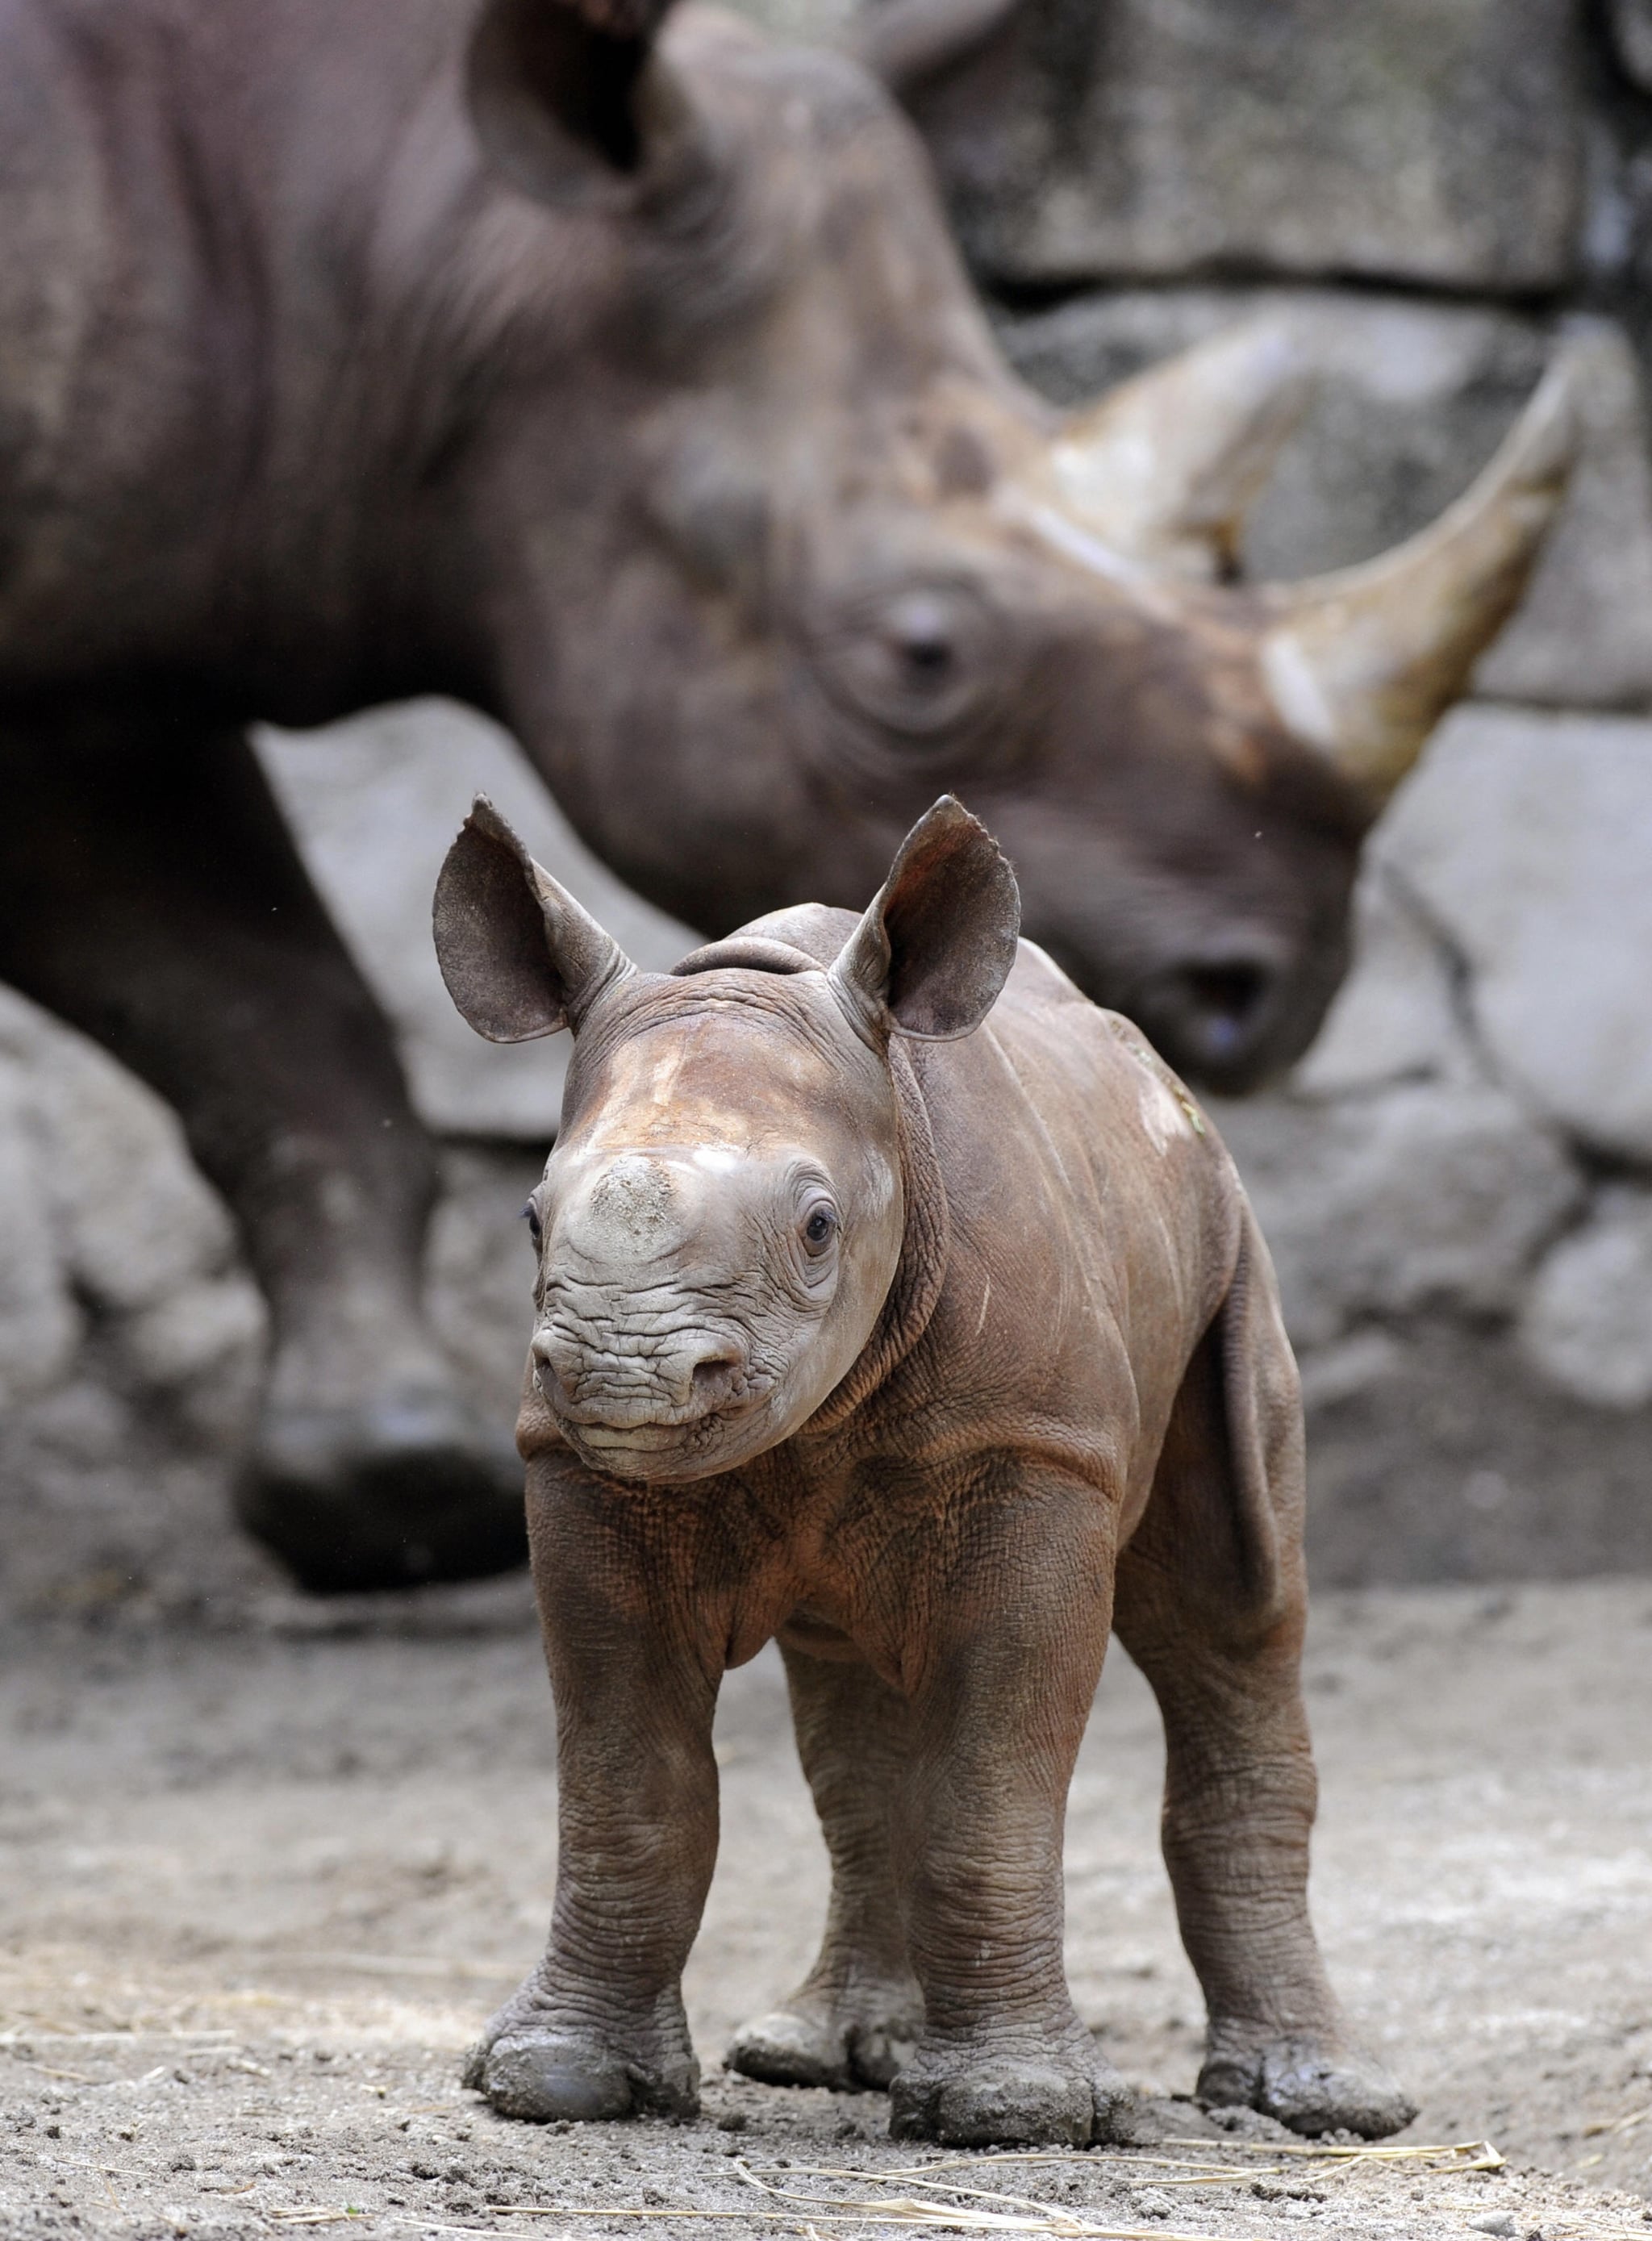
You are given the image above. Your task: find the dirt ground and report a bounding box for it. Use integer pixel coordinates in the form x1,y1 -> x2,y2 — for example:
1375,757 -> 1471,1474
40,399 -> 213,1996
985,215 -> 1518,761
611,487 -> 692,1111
3,1578 -> 1651,2241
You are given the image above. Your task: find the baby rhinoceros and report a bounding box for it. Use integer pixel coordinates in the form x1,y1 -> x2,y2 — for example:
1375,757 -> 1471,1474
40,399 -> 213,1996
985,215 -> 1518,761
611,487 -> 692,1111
432,793 -> 1414,2149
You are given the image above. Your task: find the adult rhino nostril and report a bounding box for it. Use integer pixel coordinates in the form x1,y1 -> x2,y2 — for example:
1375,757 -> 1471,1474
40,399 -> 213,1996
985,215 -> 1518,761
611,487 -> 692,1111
690,1350 -> 745,1406
1128,949 -> 1288,1087
1180,962 -> 1270,1050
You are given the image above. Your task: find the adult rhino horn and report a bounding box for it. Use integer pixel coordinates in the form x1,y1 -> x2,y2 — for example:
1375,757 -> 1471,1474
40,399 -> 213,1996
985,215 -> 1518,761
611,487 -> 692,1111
1043,320 -> 1315,584
855,0 -> 1022,95
1258,344 -> 1584,806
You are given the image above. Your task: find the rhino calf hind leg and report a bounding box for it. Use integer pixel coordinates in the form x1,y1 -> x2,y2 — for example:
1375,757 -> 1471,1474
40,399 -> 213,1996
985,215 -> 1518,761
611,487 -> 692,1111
886,1477 -> 1133,2150
0,707 -> 525,1592
1112,1233 -> 1416,2141
727,1645 -> 923,2092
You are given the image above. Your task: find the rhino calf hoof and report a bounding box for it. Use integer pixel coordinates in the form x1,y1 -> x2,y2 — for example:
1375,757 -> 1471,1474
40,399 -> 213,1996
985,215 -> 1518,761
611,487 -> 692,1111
890,2053 -> 1133,2148
728,2001 -> 918,2092
238,1389 -> 527,1593
1199,2040 -> 1416,2140
469,2033 -> 696,2125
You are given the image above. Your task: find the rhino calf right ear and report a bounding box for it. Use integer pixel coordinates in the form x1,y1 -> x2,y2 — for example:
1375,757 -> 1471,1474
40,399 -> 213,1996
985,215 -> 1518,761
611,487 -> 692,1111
433,796 -> 635,1041
830,796 -> 1020,1043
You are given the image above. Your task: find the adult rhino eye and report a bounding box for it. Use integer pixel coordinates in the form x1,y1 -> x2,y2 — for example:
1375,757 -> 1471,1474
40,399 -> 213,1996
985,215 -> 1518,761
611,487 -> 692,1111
801,1204 -> 838,1256
522,1200 -> 543,1246
817,582 -> 1005,738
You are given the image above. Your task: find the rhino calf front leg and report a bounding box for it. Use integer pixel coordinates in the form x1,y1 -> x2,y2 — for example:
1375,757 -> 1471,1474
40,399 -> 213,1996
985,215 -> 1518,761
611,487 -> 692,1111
888,1482 -> 1132,2149
728,1644 -> 923,2092
466,1475 -> 719,2123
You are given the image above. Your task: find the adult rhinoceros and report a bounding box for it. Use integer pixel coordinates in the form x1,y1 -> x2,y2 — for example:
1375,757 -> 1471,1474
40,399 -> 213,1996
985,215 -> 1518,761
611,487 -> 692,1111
0,0 -> 1575,1590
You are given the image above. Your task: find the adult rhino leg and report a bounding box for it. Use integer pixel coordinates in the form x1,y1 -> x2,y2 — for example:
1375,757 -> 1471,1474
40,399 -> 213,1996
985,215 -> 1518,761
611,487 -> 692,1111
886,1469 -> 1132,2149
727,1643 -> 923,2091
0,702 -> 524,1592
1112,1216 -> 1415,2141
465,1459 -> 715,2122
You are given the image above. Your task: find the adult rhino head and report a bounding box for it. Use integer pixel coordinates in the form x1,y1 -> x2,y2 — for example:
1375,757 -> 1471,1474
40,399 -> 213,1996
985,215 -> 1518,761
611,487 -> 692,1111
455,0 -> 1580,1090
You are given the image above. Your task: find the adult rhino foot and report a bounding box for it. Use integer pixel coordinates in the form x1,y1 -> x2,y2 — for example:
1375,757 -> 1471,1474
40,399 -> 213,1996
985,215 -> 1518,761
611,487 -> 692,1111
1199,2039 -> 1416,2140
728,1984 -> 922,2092
889,2036 -> 1133,2147
463,1984 -> 699,2124
238,1385 -> 527,1593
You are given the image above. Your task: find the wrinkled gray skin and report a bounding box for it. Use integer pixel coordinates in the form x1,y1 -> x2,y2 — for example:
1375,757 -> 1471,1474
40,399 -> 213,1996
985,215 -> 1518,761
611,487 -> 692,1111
0,0 -> 1538,1589
431,792 -> 1417,2148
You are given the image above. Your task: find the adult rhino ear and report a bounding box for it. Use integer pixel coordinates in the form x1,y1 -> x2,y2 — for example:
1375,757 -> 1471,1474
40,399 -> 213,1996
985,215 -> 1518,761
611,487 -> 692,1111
433,795 -> 635,1041
467,0 -> 702,211
829,797 -> 1020,1043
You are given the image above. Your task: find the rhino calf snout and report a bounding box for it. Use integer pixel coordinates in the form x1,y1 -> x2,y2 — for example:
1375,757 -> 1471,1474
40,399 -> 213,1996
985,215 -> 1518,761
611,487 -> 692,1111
530,1321 -> 753,1425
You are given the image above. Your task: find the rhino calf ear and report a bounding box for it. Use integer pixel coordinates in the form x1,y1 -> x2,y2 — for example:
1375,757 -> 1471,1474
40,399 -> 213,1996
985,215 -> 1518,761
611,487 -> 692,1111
432,796 -> 634,1041
830,796 -> 1020,1042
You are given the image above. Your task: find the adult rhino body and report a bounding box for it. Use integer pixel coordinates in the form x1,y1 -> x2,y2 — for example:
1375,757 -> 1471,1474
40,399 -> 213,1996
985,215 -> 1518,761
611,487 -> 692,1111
432,792 -> 1416,2146
0,0 -> 1575,1589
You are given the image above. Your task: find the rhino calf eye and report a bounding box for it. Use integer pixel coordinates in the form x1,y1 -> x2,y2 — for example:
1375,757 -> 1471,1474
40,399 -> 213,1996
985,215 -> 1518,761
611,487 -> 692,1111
523,1200 -> 543,1245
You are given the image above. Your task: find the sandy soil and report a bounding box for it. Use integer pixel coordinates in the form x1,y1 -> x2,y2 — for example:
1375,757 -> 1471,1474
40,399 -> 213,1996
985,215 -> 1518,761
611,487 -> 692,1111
2,1579 -> 1650,2241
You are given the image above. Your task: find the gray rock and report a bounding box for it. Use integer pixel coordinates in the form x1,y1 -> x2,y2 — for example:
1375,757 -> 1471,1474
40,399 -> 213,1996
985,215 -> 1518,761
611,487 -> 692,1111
1607,0 -> 1652,91
1375,704 -> 1652,1162
255,701 -> 698,1141
1212,1083 -> 1582,1352
1472,320 -> 1652,710
1520,1187 -> 1652,1409
0,1047 -> 81,1408
14,998 -> 238,1317
720,0 -> 855,38
0,985 -> 265,1428
1003,294 -> 1652,709
1293,869 -> 1467,1100
428,1143 -> 549,1422
903,0 -> 1583,292
1295,1329 -> 1406,1413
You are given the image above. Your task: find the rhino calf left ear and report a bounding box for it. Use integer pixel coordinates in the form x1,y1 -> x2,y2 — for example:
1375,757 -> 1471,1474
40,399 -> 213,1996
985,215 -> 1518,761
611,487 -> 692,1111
433,795 -> 634,1041
830,796 -> 1020,1042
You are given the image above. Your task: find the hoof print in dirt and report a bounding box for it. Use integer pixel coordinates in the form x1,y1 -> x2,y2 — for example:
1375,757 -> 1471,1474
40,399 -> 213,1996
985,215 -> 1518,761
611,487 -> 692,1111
728,2001 -> 918,2092
889,2053 -> 1134,2147
465,2033 -> 697,2125
1199,2040 -> 1417,2140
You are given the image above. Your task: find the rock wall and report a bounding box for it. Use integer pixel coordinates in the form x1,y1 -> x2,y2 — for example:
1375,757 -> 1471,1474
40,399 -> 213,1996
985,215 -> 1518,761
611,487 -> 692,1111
5,0 -> 1652,1604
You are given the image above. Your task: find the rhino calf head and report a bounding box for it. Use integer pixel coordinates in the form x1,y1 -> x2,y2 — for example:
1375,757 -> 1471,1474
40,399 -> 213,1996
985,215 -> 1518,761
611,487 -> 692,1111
434,791 -> 1016,1479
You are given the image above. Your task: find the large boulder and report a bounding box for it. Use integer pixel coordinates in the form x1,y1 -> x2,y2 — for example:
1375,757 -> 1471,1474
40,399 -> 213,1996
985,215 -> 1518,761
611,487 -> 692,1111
1519,1186 -> 1652,1409
0,987 -> 263,1423
255,703 -> 698,1141
0,1035 -> 81,1409
895,0 -> 1583,293
1375,704 -> 1652,1162
1212,1081 -> 1582,1354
